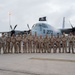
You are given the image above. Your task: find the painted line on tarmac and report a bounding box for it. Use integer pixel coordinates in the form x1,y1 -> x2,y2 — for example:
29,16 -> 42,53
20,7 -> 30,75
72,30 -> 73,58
30,58 -> 75,63
0,68 -> 41,75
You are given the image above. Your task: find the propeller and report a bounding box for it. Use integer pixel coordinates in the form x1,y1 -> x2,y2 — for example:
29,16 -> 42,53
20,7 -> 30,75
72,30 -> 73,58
14,24 -> 17,30
27,24 -> 30,30
26,24 -> 31,34
69,21 -> 75,34
69,21 -> 73,28
10,24 -> 17,36
11,30 -> 15,36
10,25 -> 12,30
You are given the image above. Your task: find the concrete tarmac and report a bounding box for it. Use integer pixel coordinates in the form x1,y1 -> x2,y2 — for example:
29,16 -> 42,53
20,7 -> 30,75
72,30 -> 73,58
0,53 -> 75,75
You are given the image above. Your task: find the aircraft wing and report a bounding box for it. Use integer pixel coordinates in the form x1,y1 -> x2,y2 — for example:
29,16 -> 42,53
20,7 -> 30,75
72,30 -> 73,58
60,28 -> 73,34
0,31 -> 10,33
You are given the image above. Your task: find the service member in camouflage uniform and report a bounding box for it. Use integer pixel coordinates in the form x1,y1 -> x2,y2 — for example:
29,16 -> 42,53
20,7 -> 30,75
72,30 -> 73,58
49,33 -> 55,53
0,37 -> 2,54
1,33 -> 6,54
11,34 -> 17,53
56,33 -> 61,53
6,33 -> 11,53
68,32 -> 74,53
33,32 -> 39,53
43,34 -> 49,53
39,35 -> 43,53
61,32 -> 67,53
16,32 -> 22,53
27,31 -> 33,53
23,33 -> 27,53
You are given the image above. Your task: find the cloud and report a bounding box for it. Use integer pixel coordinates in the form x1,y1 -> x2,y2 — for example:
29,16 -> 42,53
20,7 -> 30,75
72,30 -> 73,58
0,0 -> 75,31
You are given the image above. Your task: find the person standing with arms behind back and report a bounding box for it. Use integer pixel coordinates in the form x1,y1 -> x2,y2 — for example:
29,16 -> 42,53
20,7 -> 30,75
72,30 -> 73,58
6,33 -> 11,53
23,33 -> 27,53
16,32 -> 22,53
68,32 -> 74,53
56,33 -> 61,53
11,34 -> 17,53
27,31 -> 33,53
49,33 -> 55,53
0,36 -> 2,54
1,33 -> 6,54
33,32 -> 38,53
39,35 -> 43,53
43,34 -> 49,53
61,32 -> 67,53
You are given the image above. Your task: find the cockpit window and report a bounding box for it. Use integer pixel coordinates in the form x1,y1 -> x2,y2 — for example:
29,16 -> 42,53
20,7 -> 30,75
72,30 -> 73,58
32,23 -> 48,28
40,23 -> 48,28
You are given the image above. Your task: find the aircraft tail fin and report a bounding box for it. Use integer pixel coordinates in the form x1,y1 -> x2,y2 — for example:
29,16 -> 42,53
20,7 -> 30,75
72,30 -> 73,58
62,17 -> 65,29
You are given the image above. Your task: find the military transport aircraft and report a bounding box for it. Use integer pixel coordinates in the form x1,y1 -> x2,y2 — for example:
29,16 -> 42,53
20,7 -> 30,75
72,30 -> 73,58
31,22 -> 61,36
31,22 -> 75,36
0,21 -> 75,37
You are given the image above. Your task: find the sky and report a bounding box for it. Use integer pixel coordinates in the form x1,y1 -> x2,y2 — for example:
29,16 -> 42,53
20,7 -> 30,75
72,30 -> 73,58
0,0 -> 75,32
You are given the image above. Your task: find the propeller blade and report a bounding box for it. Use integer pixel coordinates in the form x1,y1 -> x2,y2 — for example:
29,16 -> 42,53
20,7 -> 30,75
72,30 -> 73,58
10,25 -> 12,29
27,24 -> 30,30
11,30 -> 15,36
14,25 -> 17,30
69,21 -> 73,28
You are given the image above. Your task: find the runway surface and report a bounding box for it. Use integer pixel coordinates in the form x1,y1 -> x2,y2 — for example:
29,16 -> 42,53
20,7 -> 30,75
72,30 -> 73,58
0,53 -> 75,75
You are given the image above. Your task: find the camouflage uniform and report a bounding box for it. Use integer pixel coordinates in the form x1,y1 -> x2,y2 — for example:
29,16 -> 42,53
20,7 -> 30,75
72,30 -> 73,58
27,32 -> 33,53
1,33 -> 6,54
33,32 -> 39,53
56,33 -> 61,53
0,37 -> 2,54
73,35 -> 75,53
36,36 -> 39,53
32,35 -> 35,53
43,34 -> 49,53
16,33 -> 22,53
39,35 -> 43,53
23,33 -> 27,53
49,33 -> 55,53
11,34 -> 17,53
6,34 -> 11,53
68,32 -> 74,53
61,33 -> 67,53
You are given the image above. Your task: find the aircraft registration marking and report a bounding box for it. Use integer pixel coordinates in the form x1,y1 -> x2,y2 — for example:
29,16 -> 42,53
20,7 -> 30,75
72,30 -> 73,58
47,30 -> 53,34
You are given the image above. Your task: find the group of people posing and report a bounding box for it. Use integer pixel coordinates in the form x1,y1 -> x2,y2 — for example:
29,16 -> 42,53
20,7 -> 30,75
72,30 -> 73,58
0,31 -> 75,54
